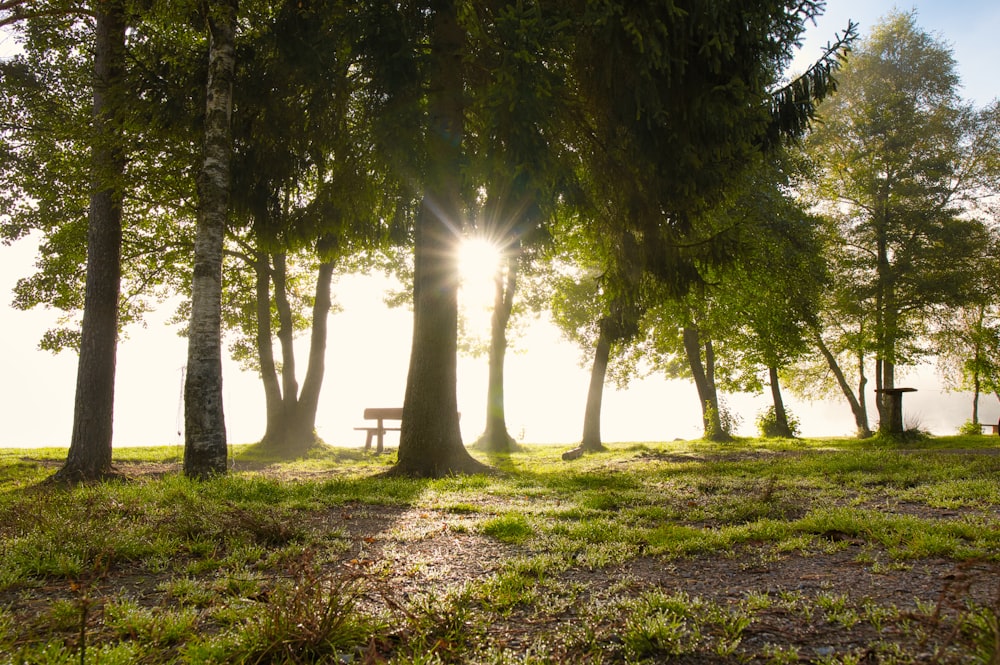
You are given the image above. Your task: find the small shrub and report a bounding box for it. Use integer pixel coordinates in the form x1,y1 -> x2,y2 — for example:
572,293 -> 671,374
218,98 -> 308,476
756,406 -> 800,438
959,420 -> 985,436
704,400 -> 741,440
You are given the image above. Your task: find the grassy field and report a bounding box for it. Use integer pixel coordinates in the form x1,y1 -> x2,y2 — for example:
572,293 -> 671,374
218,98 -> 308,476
1,436 -> 999,664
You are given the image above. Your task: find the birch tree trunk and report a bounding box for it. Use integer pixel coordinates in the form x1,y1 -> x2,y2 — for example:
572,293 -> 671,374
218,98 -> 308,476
184,0 -> 237,479
55,0 -> 126,482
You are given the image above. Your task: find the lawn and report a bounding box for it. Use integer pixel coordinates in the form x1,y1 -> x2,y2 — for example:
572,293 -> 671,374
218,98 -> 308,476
1,436 -> 998,663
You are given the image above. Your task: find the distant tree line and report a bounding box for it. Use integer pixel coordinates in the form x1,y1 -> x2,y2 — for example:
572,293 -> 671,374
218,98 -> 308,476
1,1 -> 997,481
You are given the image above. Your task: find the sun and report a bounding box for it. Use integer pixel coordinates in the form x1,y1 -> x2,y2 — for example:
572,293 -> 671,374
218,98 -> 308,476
457,236 -> 503,311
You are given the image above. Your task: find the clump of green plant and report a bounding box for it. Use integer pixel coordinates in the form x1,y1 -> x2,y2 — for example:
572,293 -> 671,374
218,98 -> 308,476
959,420 -> 986,436
704,400 -> 742,441
479,513 -> 533,544
231,553 -> 380,664
756,406 -> 801,438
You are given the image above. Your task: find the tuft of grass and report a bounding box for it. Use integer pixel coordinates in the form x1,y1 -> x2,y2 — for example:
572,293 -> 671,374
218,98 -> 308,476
232,566 -> 379,664
479,513 -> 533,544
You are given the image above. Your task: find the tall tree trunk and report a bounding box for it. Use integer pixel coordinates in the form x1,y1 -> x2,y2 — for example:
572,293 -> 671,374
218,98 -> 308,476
768,365 -> 794,438
682,325 -> 727,441
254,252 -> 284,444
972,370 -> 981,425
580,323 -> 612,452
813,330 -> 872,438
54,0 -> 126,483
184,0 -> 237,479
289,260 -> 335,449
394,0 -> 487,477
270,253 -> 299,425
475,252 -> 518,453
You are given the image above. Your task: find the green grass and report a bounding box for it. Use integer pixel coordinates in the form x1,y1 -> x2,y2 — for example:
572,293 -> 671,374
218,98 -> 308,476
0,437 -> 998,663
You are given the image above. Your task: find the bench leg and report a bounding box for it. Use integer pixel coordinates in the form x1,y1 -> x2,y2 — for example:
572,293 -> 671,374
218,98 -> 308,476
377,420 -> 385,454
365,430 -> 374,450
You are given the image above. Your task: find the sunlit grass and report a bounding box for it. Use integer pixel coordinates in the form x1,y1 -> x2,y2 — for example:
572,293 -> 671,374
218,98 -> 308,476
1,437 -> 999,661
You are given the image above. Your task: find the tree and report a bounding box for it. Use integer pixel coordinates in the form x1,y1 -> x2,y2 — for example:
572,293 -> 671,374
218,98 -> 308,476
805,11 -> 1000,435
184,0 -> 237,479
2,2 -> 208,478
1,2 -> 132,481
56,0 -> 127,482
933,230 -> 1000,426
462,1 -> 569,453
388,1 -> 488,477
713,158 -> 827,439
551,1 -> 853,453
220,0 -> 395,456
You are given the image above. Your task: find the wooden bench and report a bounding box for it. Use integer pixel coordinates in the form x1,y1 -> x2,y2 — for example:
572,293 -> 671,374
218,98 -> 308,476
355,407 -> 403,453
980,421 -> 1000,435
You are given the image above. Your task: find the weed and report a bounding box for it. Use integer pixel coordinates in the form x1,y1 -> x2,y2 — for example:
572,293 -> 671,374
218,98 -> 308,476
816,592 -> 862,628
159,576 -> 218,607
232,552 -> 380,664
762,643 -> 801,664
104,598 -> 199,646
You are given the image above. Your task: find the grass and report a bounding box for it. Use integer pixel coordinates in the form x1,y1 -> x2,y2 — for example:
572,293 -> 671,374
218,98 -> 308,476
0,436 -> 999,663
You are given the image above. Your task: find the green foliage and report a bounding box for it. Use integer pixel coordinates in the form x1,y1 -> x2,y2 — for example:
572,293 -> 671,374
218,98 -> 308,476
959,420 -> 985,436
756,406 -> 801,438
0,4 -> 200,351
804,11 -> 1000,425
704,400 -> 741,441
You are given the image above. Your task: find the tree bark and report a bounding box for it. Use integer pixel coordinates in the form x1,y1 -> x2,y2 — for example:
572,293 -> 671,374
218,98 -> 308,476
475,253 -> 518,453
270,253 -> 299,423
579,323 -> 612,452
54,0 -> 126,483
254,252 -> 284,443
683,325 -> 727,441
184,0 -> 237,479
768,365 -> 794,438
813,330 -> 872,438
288,260 -> 335,449
972,370 -> 981,425
393,0 -> 488,477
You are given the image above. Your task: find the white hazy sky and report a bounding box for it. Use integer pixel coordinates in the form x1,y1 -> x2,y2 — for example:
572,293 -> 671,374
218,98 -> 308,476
1,1 -> 998,448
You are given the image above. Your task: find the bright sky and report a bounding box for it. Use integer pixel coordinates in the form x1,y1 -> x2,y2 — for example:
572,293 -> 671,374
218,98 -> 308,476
1,1 -> 998,448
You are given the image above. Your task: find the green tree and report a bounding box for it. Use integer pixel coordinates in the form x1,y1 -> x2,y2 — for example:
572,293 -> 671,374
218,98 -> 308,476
805,11 -> 1000,435
2,2 -> 206,477
1,2 -> 133,481
59,0 -> 127,482
462,1 -> 570,453
552,1 -> 852,454
933,231 -> 1000,426
220,0 -> 397,456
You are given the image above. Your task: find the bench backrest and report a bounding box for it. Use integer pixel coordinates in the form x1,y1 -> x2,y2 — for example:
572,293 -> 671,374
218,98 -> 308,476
363,407 -> 404,420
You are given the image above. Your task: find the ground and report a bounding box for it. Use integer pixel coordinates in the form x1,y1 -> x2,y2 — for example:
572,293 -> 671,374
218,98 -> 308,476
2,445 -> 999,663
